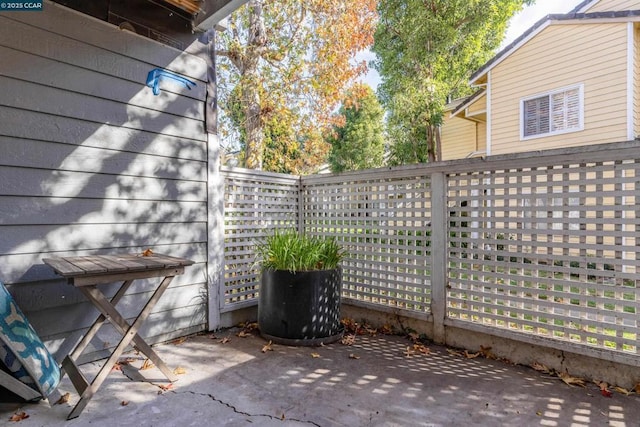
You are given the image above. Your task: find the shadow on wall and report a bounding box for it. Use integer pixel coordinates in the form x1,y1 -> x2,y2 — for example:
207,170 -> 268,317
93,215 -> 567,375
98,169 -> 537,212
0,4 -> 214,359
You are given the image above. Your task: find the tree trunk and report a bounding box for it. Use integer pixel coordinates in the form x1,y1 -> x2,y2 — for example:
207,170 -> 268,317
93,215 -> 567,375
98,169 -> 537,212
242,0 -> 267,170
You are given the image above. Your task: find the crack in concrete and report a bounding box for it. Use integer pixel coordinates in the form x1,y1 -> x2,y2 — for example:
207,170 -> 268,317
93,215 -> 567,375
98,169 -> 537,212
177,390 -> 322,426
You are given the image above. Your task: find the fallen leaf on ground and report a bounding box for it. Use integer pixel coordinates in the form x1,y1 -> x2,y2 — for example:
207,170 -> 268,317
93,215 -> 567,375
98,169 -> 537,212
614,386 -> 631,396
219,337 -> 231,344
141,359 -> 155,370
559,372 -> 586,387
635,383 -> 640,394
597,381 -> 612,397
261,340 -> 273,353
207,333 -> 217,340
464,350 -> 480,359
141,249 -> 153,257
408,332 -> 420,342
9,412 -> 29,422
311,353 -> 320,358
121,401 -> 129,406
112,363 -> 123,372
171,337 -> 187,345
404,346 -> 415,357
349,353 -> 360,359
54,392 -> 70,405
173,366 -> 187,375
157,383 -> 174,393
237,331 -> 251,338
341,334 -> 356,346
446,349 -> 462,357
413,344 -> 431,355
480,345 -> 495,359
531,362 -> 551,374
379,324 -> 393,335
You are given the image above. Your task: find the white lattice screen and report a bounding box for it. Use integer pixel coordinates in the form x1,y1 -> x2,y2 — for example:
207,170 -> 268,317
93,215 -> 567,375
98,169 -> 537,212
221,168 -> 299,308
302,172 -> 432,313
447,159 -> 639,356
220,142 -> 640,362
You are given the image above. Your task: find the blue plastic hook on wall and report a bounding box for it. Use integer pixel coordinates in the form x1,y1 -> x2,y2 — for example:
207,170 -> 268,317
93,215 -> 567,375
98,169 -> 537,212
146,68 -> 196,95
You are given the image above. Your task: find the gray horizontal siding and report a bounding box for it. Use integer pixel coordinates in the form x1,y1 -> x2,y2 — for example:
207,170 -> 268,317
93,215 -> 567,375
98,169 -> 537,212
0,1 -> 211,361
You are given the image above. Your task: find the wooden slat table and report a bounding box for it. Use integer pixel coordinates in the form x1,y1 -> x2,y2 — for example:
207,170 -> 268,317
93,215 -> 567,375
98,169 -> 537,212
42,253 -> 194,419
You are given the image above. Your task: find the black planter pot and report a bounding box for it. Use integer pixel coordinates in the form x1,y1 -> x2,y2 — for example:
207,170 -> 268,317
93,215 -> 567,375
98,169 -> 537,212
258,267 -> 343,346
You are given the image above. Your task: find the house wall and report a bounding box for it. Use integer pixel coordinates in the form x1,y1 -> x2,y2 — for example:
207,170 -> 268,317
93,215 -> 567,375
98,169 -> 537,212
490,23 -> 629,155
585,0 -> 640,12
441,114 -> 477,160
636,24 -> 640,138
0,2 -> 210,362
467,94 -> 486,116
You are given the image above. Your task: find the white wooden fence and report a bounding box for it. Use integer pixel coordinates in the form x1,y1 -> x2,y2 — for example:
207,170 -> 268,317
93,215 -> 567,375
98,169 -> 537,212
220,141 -> 639,365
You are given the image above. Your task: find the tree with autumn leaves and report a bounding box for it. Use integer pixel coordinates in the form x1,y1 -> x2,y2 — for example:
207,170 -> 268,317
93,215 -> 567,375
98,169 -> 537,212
216,0 -> 377,174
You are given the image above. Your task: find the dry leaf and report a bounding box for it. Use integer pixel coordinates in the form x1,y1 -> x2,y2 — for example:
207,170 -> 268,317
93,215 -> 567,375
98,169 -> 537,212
635,383 -> 640,394
379,324 -> 393,335
157,383 -> 174,394
121,401 -> 129,406
112,363 -> 123,372
446,349 -> 462,356
9,412 -> 29,422
464,350 -> 481,359
311,353 -> 320,358
141,359 -> 155,370
559,372 -> 586,387
141,249 -> 153,257
403,346 -> 415,357
614,386 -> 631,396
219,337 -> 231,344
173,366 -> 187,375
597,381 -> 612,397
480,345 -> 495,359
407,332 -> 420,342
349,353 -> 360,359
341,334 -> 356,346
531,362 -> 551,374
261,340 -> 273,353
413,344 -> 431,355
171,337 -> 187,345
237,331 -> 251,338
54,392 -> 71,405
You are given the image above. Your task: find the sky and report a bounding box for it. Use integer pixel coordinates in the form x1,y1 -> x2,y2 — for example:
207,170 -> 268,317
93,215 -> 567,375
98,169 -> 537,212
360,0 -> 585,89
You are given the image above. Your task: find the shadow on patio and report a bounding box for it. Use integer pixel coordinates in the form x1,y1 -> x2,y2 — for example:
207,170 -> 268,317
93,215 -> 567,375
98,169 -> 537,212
2,327 -> 639,426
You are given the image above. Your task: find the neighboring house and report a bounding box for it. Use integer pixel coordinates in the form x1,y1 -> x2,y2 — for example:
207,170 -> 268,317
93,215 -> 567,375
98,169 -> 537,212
441,0 -> 640,160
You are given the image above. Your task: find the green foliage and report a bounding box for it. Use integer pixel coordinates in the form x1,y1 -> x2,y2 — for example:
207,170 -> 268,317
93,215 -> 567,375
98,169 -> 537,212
256,230 -> 346,273
327,85 -> 386,173
373,0 -> 533,165
216,0 -> 377,173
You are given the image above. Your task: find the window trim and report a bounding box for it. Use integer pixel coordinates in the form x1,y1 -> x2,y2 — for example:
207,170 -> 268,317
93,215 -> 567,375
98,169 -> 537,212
519,84 -> 584,141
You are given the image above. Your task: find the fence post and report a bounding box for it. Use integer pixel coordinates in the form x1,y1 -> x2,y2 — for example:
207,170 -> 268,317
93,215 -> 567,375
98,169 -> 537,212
430,171 -> 447,344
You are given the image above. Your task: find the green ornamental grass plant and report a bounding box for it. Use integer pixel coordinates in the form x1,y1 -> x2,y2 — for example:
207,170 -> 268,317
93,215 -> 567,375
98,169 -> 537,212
256,230 -> 346,273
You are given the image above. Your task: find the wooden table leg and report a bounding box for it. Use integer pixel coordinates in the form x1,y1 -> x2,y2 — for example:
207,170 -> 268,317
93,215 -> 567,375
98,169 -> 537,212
66,276 -> 176,419
80,278 -> 179,382
67,280 -> 134,362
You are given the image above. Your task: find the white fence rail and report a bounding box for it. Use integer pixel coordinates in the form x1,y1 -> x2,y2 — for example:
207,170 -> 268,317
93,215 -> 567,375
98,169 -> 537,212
221,141 -> 640,365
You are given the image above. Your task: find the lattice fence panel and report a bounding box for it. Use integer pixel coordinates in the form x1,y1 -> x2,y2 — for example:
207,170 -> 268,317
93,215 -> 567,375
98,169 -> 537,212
302,172 -> 432,313
222,169 -> 299,308
447,159 -> 639,356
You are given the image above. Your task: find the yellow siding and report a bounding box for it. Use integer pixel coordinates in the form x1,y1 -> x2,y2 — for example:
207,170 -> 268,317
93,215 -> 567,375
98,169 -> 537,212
490,23 -> 629,155
467,94 -> 486,116
477,121 -> 487,152
441,114 -> 477,160
585,0 -> 640,12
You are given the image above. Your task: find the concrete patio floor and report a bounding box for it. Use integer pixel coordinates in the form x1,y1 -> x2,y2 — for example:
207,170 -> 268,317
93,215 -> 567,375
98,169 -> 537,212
2,327 -> 640,427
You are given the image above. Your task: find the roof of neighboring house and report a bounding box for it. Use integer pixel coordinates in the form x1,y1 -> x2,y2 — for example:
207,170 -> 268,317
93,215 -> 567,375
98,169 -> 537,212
469,8 -> 640,84
450,89 -> 486,118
